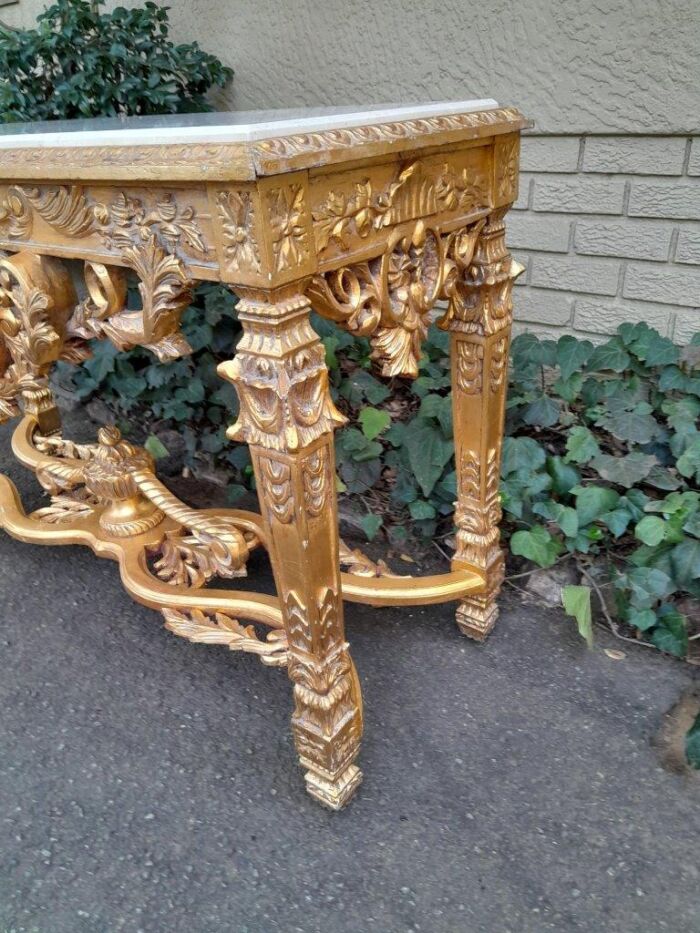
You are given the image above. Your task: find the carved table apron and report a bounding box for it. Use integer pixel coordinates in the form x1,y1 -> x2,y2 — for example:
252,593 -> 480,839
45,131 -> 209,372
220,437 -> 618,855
0,101 -> 528,809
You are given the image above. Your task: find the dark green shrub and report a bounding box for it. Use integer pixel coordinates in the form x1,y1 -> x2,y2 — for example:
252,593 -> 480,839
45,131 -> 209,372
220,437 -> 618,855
0,0 -> 232,122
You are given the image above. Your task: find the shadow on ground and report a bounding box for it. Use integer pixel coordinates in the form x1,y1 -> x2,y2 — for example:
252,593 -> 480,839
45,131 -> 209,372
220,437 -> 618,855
0,413 -> 698,933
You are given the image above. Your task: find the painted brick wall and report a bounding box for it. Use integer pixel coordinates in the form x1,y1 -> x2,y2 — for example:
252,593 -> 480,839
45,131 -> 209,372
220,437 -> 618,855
510,135 -> 700,343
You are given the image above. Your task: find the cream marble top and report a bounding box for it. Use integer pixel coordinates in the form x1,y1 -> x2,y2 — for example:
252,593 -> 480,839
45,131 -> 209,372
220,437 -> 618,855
0,100 -> 499,149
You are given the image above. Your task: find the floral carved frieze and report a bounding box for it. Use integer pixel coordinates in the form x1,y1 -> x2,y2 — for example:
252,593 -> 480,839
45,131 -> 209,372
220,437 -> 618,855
0,184 -> 211,263
312,158 -> 490,254
0,185 -> 211,365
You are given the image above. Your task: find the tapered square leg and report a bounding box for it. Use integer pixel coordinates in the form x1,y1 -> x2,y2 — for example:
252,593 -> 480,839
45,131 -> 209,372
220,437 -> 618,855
219,289 -> 363,808
442,210 -> 524,641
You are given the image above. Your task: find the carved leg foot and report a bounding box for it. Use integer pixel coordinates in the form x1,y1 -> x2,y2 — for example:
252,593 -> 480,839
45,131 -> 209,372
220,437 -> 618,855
443,211 -> 523,642
456,552 -> 505,641
219,290 -> 363,808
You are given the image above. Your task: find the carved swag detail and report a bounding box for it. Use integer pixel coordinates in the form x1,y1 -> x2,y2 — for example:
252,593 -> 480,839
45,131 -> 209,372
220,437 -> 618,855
308,159 -> 494,377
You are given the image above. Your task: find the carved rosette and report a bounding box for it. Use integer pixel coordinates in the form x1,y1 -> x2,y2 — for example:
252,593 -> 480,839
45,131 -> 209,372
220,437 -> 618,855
216,189 -> 262,274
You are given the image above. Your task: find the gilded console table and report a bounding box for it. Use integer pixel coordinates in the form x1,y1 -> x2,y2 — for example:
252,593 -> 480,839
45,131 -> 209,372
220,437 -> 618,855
0,101 -> 527,808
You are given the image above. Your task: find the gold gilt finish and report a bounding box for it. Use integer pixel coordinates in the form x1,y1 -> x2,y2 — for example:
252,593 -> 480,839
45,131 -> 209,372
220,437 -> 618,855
0,106 -> 527,809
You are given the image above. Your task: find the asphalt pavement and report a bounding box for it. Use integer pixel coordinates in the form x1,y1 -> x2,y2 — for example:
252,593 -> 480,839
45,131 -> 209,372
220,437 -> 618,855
1,412 -> 698,933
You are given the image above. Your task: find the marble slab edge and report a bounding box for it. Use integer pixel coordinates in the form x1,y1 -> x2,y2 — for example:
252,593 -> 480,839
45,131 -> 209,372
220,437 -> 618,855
0,108 -> 531,183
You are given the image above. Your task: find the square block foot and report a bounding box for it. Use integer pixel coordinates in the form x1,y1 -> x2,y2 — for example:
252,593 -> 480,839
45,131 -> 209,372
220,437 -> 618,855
304,764 -> 362,810
456,603 -> 499,643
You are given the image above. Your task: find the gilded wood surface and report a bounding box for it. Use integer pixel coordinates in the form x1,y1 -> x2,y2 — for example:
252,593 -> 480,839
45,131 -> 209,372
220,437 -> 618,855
0,107 -> 525,809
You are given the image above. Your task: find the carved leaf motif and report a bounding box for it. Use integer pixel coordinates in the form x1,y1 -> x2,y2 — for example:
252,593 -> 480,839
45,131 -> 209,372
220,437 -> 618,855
284,591 -> 312,652
490,336 -> 509,393
153,528 -> 248,589
455,341 -> 483,394
459,451 -> 481,500
94,191 -> 209,260
163,608 -> 289,668
31,490 -> 97,524
103,234 -> 193,361
312,181 -> 374,251
302,450 -> 327,517
338,539 -> 406,578
217,190 -> 262,273
259,456 -> 294,524
23,186 -> 95,237
0,275 -> 64,423
269,184 -> 309,272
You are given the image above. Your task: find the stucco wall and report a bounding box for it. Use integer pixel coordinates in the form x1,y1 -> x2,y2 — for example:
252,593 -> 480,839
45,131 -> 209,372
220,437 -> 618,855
4,0 -> 700,341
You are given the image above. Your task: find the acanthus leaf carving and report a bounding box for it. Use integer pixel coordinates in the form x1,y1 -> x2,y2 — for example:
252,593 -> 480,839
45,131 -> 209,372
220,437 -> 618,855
163,608 -> 289,668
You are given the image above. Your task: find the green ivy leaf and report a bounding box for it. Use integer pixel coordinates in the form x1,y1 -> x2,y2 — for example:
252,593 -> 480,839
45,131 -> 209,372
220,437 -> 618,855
634,515 -> 666,547
359,407 -> 391,441
565,426 -> 601,464
650,606 -> 688,657
600,508 -> 632,538
626,567 -> 674,608
510,525 -> 563,567
596,398 -> 661,445
501,436 -> 547,475
556,335 -> 594,381
144,435 -> 169,459
677,437 -> 700,483
533,500 -> 579,538
683,512 -> 700,539
361,514 -> 383,541
561,585 -> 593,647
547,456 -> 581,495
591,452 -> 656,488
686,712 -> 700,769
627,607 -> 657,632
404,421 -> 453,497
670,538 -> 700,588
522,395 -> 561,427
587,338 -> 631,373
571,485 -> 620,526
553,372 -> 584,403
409,499 -> 437,520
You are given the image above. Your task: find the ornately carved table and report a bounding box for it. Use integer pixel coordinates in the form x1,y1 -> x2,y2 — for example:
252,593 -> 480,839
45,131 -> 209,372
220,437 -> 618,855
0,101 -> 527,808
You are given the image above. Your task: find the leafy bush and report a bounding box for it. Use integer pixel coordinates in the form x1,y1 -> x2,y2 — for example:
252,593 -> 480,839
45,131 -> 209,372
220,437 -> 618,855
0,0 -> 232,122
58,307 -> 700,667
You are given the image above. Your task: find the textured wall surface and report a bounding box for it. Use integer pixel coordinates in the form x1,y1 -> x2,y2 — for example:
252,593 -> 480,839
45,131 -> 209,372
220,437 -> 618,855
5,0 -> 700,134
512,134 -> 700,341
4,0 -> 700,339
